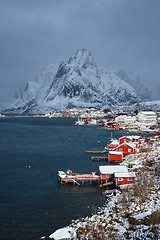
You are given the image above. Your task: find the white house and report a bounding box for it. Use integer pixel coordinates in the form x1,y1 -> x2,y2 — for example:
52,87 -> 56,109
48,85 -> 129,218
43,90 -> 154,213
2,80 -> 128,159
125,116 -> 136,124
115,115 -> 136,124
136,111 -> 157,123
115,115 -> 127,123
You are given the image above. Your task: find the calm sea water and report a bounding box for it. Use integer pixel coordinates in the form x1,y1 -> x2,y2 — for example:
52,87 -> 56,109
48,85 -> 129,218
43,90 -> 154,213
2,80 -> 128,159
0,117 -> 125,240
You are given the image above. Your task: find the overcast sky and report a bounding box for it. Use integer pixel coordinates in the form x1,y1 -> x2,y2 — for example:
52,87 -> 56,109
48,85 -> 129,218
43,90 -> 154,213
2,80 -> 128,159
0,0 -> 160,97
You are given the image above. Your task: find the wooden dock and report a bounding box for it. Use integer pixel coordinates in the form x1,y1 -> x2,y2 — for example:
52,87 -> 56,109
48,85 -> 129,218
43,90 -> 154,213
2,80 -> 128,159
99,181 -> 114,188
57,170 -> 101,186
85,150 -> 108,154
91,156 -> 108,161
108,160 -> 122,163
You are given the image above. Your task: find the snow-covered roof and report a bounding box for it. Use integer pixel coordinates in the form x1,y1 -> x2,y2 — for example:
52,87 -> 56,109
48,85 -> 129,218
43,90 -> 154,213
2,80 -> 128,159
57,171 -> 66,178
99,165 -> 128,174
109,151 -> 123,155
138,111 -> 156,116
127,142 -> 136,149
49,226 -> 73,239
114,172 -> 136,178
128,135 -> 141,140
120,135 -> 141,140
116,142 -> 136,149
110,140 -> 119,145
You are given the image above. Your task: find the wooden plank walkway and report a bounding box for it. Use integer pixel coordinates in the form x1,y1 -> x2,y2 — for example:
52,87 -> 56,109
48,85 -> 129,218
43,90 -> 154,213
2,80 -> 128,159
91,156 -> 108,161
57,171 -> 101,186
99,181 -> 114,188
85,150 -> 108,154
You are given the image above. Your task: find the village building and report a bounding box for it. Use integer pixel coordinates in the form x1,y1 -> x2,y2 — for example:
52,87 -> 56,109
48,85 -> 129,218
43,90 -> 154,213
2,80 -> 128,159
115,142 -> 136,155
115,115 -> 136,124
108,151 -> 123,162
98,165 -> 128,181
136,111 -> 157,123
125,116 -> 136,124
114,172 -> 136,186
157,116 -> 160,125
114,115 -> 127,123
119,135 -> 143,145
105,122 -> 119,129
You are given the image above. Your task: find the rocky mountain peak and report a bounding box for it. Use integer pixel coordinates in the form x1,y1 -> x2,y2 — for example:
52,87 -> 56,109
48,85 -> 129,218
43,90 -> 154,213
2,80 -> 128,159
68,49 -> 97,70
3,50 -> 140,114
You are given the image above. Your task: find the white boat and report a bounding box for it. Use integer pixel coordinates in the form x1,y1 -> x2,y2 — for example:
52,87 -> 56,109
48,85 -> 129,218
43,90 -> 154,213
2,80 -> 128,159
75,117 -> 85,125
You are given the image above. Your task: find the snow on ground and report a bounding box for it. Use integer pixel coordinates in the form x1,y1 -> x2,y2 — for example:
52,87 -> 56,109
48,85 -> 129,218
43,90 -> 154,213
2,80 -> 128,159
48,135 -> 160,240
49,227 -> 74,240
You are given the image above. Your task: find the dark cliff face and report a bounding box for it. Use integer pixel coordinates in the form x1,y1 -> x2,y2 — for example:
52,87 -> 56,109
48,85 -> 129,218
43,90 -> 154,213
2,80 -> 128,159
4,49 -> 140,114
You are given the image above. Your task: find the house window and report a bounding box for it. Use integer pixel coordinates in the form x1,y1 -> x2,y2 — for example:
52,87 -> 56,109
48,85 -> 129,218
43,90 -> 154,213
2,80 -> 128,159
128,178 -> 133,181
118,178 -> 123,181
119,148 -> 123,151
128,149 -> 131,152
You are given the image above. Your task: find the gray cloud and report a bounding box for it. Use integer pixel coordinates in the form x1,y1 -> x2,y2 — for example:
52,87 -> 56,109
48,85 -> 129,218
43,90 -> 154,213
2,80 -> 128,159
0,0 -> 160,96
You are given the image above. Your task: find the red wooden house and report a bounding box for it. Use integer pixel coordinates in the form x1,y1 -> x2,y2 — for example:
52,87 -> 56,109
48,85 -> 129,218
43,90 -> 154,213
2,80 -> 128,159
119,136 -> 143,145
115,142 -> 136,155
99,165 -> 128,181
106,122 -> 119,130
114,172 -> 136,186
108,151 -> 123,162
119,136 -> 144,150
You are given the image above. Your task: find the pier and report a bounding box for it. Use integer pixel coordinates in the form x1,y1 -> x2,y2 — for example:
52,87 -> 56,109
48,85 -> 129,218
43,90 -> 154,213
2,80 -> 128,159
91,156 -> 108,161
85,150 -> 108,154
99,181 -> 114,188
57,170 -> 101,186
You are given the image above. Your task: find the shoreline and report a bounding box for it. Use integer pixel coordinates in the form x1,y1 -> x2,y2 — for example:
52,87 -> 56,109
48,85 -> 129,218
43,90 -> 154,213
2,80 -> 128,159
48,134 -> 160,240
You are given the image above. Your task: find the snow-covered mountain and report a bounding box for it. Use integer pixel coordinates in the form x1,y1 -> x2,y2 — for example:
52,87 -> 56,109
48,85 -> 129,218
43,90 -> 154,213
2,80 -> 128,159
116,70 -> 151,101
0,89 -> 22,112
4,49 -> 140,114
135,100 -> 160,112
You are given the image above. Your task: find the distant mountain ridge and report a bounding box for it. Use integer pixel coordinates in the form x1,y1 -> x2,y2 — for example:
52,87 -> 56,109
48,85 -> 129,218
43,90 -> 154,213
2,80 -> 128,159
115,70 -> 152,101
3,49 -> 140,114
0,89 -> 22,112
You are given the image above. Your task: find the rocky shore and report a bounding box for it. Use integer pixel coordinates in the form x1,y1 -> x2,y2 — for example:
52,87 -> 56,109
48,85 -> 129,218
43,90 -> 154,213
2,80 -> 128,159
48,135 -> 160,240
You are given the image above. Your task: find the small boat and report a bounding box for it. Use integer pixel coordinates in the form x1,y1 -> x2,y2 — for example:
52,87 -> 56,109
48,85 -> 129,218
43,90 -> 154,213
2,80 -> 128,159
75,117 -> 85,125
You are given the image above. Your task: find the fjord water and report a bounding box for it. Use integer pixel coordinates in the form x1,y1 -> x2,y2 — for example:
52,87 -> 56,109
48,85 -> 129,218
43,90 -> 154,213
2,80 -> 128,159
0,117 -> 124,240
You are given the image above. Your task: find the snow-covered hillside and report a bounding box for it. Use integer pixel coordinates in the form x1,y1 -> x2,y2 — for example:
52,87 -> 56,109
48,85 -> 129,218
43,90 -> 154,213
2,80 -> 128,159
138,100 -> 160,111
4,49 -> 140,114
0,89 -> 22,112
116,70 -> 152,101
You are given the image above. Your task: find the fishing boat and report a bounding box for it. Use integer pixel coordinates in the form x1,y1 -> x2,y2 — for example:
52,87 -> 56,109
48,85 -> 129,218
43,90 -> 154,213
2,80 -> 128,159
75,117 -> 85,125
